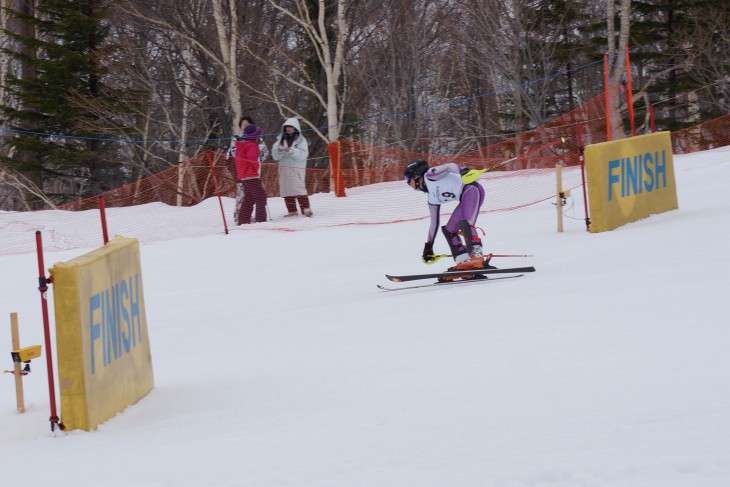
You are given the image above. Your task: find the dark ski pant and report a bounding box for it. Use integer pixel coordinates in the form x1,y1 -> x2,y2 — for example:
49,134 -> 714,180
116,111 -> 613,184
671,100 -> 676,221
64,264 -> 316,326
284,195 -> 311,214
238,179 -> 268,224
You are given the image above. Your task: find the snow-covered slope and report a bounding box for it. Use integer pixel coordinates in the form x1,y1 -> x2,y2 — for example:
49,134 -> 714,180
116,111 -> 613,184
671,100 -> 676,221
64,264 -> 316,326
1,147 -> 728,487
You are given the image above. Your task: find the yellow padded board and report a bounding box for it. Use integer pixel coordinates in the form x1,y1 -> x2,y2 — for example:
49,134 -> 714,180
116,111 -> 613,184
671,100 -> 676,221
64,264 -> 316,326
51,236 -> 154,431
585,131 -> 678,232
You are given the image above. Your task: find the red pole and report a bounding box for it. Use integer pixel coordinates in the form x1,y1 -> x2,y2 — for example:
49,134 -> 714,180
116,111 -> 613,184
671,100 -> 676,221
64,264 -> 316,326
207,151 -> 229,235
604,54 -> 611,142
35,231 -> 62,431
98,195 -> 109,245
624,46 -> 635,137
577,124 -> 590,231
327,140 -> 346,197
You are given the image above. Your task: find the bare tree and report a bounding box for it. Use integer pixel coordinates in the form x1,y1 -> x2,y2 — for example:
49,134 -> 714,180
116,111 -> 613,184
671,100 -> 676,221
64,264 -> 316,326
118,0 -> 246,134
244,0 -> 347,148
460,0 -> 582,131
676,3 -> 730,115
347,0 -> 457,153
0,0 -> 37,209
605,0 -> 631,139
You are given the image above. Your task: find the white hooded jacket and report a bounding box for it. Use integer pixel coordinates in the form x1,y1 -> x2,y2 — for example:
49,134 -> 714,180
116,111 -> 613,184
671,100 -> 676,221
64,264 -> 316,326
272,117 -> 309,197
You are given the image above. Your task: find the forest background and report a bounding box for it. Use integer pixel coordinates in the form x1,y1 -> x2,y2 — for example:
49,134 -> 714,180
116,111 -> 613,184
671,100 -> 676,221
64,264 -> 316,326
0,0 -> 728,210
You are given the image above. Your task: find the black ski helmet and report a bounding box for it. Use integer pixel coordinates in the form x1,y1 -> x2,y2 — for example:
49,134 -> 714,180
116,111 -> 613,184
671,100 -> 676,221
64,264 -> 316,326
404,159 -> 429,185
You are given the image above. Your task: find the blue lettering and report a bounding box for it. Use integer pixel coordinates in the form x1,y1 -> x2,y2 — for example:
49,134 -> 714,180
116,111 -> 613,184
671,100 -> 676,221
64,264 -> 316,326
644,151 -> 655,192
608,159 -> 620,201
129,275 -> 142,345
121,279 -> 131,353
608,149 -> 670,202
90,294 -> 102,375
626,155 -> 640,196
655,150 -> 667,189
101,291 -> 107,366
88,273 -> 144,373
112,283 -> 122,359
104,289 -> 119,363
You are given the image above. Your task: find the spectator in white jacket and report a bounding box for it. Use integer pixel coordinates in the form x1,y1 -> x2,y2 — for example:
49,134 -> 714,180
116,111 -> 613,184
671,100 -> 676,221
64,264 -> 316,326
272,117 -> 312,217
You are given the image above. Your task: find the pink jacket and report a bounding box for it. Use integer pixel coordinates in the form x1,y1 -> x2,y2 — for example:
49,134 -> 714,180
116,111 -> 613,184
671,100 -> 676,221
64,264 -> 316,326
234,139 -> 261,180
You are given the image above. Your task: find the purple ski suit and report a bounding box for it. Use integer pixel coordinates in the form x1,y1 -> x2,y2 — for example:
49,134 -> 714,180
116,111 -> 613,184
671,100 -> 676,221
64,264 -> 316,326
422,163 -> 485,247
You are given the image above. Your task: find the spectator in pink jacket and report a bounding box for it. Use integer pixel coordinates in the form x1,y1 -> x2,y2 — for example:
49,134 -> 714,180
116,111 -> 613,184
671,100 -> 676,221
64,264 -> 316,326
234,124 -> 268,224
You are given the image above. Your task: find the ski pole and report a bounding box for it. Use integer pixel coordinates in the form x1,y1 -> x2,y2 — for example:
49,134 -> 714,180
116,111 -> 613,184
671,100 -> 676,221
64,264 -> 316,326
424,253 -> 534,264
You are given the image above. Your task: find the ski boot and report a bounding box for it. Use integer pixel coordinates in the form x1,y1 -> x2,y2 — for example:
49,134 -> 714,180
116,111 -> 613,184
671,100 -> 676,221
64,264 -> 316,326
438,221 -> 496,282
438,244 -> 488,283
457,220 -> 497,270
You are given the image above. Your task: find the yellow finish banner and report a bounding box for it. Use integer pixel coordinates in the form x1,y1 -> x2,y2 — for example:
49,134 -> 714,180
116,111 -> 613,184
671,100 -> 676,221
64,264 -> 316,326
585,132 -> 678,232
51,236 -> 154,431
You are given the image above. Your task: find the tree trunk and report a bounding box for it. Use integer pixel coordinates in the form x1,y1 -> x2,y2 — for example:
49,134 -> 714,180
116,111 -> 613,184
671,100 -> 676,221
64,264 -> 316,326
264,0 -> 346,144
606,0 -> 631,140
212,0 -> 242,130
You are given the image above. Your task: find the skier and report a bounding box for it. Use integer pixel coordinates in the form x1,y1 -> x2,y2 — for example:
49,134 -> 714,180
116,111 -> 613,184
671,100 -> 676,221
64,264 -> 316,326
403,159 -> 494,272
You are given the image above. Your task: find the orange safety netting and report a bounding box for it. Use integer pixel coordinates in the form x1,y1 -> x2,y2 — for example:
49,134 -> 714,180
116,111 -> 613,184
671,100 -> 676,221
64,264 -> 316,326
1,93 -> 727,256
56,151 -> 334,212
672,113 -> 730,153
55,91 -> 730,214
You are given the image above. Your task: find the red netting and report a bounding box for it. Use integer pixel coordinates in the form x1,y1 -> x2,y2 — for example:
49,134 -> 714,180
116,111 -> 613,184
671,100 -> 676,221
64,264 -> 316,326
54,151 -> 333,212
332,90 -> 617,195
671,113 -> 730,153
1,92 -> 727,256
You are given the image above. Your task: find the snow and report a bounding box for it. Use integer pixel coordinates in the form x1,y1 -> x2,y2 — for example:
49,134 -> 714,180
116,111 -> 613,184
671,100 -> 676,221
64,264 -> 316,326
1,147 -> 729,487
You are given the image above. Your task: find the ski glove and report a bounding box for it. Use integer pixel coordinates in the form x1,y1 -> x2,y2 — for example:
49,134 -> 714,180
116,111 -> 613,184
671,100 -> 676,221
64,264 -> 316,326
422,242 -> 435,263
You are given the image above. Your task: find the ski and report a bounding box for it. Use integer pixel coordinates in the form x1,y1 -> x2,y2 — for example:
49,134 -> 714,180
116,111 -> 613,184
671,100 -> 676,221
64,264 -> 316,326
386,266 -> 536,282
378,274 -> 524,292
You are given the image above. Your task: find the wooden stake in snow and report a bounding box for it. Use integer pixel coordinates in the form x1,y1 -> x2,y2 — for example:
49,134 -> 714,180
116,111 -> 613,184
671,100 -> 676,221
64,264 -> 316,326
556,163 -> 564,233
10,312 -> 25,413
